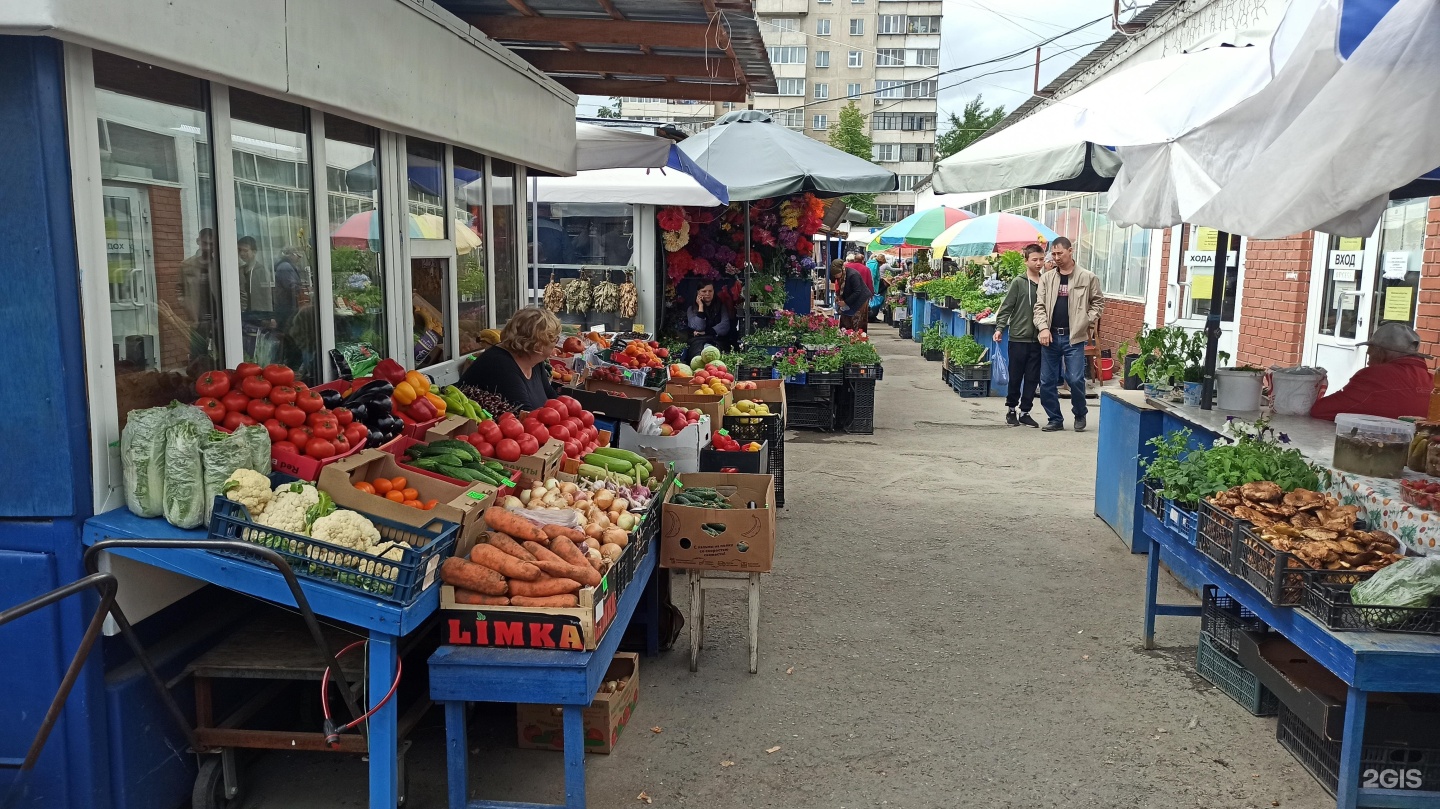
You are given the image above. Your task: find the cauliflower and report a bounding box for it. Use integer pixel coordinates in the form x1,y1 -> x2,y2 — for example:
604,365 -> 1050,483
256,483 -> 321,535
222,468 -> 273,516
359,541 -> 407,581
311,509 -> 382,550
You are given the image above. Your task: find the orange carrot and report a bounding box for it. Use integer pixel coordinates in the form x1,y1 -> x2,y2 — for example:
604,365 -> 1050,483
441,557 -> 508,596
550,537 -> 589,568
543,524 -> 588,544
524,541 -> 565,564
510,595 -> 579,608
486,531 -> 536,562
483,507 -> 547,543
469,543 -> 542,582
509,576 -> 583,598
453,589 -> 510,606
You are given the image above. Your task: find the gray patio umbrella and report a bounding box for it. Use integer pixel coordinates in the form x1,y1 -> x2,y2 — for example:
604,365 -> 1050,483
678,110 -> 897,330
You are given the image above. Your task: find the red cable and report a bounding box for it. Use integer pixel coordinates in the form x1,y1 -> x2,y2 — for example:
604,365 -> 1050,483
321,640 -> 403,745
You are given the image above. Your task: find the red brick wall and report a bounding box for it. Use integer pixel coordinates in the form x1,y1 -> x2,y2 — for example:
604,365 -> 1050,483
1235,233 -> 1313,368
1415,198 -> 1440,356
1096,299 -> 1145,361
148,185 -> 191,371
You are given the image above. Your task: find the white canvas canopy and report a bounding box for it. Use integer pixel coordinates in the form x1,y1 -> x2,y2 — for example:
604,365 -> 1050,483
574,122 -> 673,172
533,166 -> 726,207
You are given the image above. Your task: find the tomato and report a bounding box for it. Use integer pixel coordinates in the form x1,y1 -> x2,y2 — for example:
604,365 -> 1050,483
288,426 -> 314,446
423,499 -> 439,511
386,490 -> 405,503
354,481 -> 376,494
564,418 -> 583,436
582,426 -> 598,444
477,420 -> 502,442
262,364 -> 295,386
333,435 -> 349,453
494,438 -> 522,463
246,398 -> 276,421
222,412 -> 256,430
295,390 -> 324,413
262,418 -> 289,442
234,362 -> 263,379
559,396 -> 581,417
535,407 -> 561,426
401,487 -> 419,501
269,385 -> 298,405
529,424 -> 550,444
517,434 -> 539,455
332,407 -> 354,426
373,478 -> 393,495
307,410 -> 335,427
195,397 -> 226,423
240,375 -> 272,399
222,390 -> 250,413
272,440 -> 298,455
305,438 -> 336,459
563,439 -> 580,459
499,418 -> 524,439
275,403 -> 307,427
473,440 -> 495,458
578,410 -> 594,427
195,370 -> 231,399
344,423 -> 368,445
311,417 -> 340,441
549,424 -> 571,442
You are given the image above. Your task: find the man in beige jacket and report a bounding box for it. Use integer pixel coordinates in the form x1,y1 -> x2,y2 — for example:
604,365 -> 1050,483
1032,237 -> 1103,432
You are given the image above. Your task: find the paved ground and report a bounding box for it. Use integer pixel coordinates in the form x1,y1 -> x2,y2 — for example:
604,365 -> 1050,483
237,325 -> 1330,808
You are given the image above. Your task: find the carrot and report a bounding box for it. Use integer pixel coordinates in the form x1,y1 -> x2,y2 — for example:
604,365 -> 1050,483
469,543 -> 543,581
524,541 -> 565,564
510,595 -> 579,608
509,576 -> 583,598
486,531 -> 536,562
441,556 -> 508,596
453,589 -> 510,606
543,524 -> 588,544
483,507 -> 547,543
534,559 -> 601,587
550,537 -> 590,568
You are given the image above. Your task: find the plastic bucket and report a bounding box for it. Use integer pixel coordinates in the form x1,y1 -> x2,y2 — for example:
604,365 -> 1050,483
1215,369 -> 1263,412
1271,366 -> 1326,415
1099,358 -> 1115,380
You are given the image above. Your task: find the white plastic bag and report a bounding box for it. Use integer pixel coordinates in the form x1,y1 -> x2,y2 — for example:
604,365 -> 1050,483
121,406 -> 170,518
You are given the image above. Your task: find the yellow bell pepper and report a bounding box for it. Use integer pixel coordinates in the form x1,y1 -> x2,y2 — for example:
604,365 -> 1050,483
393,381 -> 418,406
404,370 -> 430,394
423,392 -> 447,415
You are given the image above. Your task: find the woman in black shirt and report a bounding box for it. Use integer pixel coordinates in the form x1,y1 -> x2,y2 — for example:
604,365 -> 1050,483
458,307 -> 561,411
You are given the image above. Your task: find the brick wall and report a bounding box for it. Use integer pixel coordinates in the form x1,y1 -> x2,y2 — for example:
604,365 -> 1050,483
148,184 -> 191,372
1096,298 -> 1145,362
1235,233 -> 1313,368
1415,197 -> 1440,356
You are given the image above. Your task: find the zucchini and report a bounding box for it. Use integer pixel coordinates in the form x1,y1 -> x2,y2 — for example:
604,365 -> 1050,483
583,454 -> 633,474
576,463 -> 610,480
588,447 -> 648,467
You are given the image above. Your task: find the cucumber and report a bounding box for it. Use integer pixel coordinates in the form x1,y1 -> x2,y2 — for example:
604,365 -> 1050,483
577,463 -> 610,480
436,464 -> 475,481
583,454 -> 633,474
406,456 -> 443,471
430,439 -> 481,462
588,447 -> 648,467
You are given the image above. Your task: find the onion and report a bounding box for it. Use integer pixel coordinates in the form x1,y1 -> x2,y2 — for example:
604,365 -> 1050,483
602,528 -> 629,546
593,490 -> 615,510
601,543 -> 624,562
584,523 -> 604,540
559,481 -> 579,495
584,537 -> 601,552
617,512 -> 638,531
608,509 -> 622,524
612,497 -> 629,513
545,478 -> 560,490
501,495 -> 524,510
519,489 -> 533,504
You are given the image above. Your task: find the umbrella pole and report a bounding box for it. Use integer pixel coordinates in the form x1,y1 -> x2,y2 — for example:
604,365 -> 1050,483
1200,232 -> 1230,411
743,200 -> 753,336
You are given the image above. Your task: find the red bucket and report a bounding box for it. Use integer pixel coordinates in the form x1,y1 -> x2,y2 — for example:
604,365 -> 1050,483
1099,358 -> 1115,381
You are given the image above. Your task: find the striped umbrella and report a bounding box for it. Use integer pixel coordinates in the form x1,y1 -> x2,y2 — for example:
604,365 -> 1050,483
931,213 -> 1059,258
869,206 -> 975,249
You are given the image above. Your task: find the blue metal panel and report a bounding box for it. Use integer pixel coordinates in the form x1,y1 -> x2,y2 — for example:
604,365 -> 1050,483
784,278 -> 811,314
103,638 -> 200,809
1094,393 -> 1162,553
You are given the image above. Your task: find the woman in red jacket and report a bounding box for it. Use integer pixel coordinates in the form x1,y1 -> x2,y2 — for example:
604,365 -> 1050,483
1310,322 -> 1432,420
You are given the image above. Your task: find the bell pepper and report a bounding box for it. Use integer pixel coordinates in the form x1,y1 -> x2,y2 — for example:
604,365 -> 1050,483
405,370 -> 430,394
408,397 -> 437,421
393,381 -> 418,406
423,392 -> 448,415
375,358 -> 407,385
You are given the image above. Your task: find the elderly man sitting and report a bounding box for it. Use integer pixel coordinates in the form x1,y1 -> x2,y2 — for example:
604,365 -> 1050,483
1310,321 -> 1432,420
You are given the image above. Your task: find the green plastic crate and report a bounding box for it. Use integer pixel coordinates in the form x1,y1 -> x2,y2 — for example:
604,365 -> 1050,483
1196,631 -> 1278,716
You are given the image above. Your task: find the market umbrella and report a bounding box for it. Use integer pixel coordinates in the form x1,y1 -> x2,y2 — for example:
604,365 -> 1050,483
575,122 -> 674,172
931,213 -> 1059,258
870,207 -> 975,248
331,211 -> 482,254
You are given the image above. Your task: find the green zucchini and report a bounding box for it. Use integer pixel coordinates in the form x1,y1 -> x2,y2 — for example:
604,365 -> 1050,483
588,447 -> 648,467
583,454 -> 633,474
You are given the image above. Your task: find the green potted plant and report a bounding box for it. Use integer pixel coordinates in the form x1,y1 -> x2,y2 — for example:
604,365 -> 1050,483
920,323 -> 945,361
775,347 -> 811,382
1128,326 -> 1186,400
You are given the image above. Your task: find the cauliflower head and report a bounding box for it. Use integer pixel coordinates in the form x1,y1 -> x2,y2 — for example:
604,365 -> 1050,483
256,482 -> 321,535
223,468 -> 273,516
311,509 -> 382,550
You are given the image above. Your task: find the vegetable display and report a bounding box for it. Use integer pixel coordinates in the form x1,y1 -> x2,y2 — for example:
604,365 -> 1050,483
1207,483 -> 1402,572
123,402 -> 271,528
351,474 -> 441,510
710,432 -> 762,452
456,397 -> 602,464
200,362 -> 374,457
1142,420 -> 1325,507
401,440 -> 516,488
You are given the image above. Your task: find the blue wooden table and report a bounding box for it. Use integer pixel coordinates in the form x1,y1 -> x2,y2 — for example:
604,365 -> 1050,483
83,508 -> 433,809
1142,511 -> 1440,808
428,542 -> 657,809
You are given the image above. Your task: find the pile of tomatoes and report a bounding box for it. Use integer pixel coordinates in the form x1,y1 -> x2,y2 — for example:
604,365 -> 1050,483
194,363 -> 368,460
352,475 -> 440,510
608,340 -> 668,371
460,395 -> 602,463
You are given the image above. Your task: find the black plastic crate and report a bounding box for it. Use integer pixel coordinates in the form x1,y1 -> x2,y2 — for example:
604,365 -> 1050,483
699,441 -> 770,474
840,378 -> 876,435
948,374 -> 990,398
1142,481 -> 1165,520
1301,580 -> 1438,635
737,365 -> 773,380
898,322 -> 912,340
1196,632 -> 1278,716
844,364 -> 882,380
922,349 -> 943,362
209,498 -> 458,605
1198,500 -> 1243,563
1276,701 -> 1440,797
805,370 -> 845,386
785,381 -> 837,403
723,412 -> 783,446
788,400 -> 836,431
1236,526 -> 1375,606
1201,585 -> 1268,657
949,362 -> 992,381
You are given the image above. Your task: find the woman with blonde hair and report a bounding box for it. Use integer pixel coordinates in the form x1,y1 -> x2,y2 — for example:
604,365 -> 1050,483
458,306 -> 562,410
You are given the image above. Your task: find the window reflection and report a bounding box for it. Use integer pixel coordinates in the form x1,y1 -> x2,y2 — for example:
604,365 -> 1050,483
326,116 -> 387,374
406,137 -> 446,229
492,160 -> 520,324
94,52 -> 221,427
412,258 -> 449,368
453,148 -> 489,355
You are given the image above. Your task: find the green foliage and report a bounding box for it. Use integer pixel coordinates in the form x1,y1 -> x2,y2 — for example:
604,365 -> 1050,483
993,250 -> 1026,281
594,97 -> 622,118
913,248 -> 932,276
775,347 -> 811,379
457,253 -> 486,300
1141,420 -> 1325,506
829,102 -> 877,222
811,348 -> 844,373
1128,326 -> 1188,387
839,340 -> 881,366
943,334 -> 986,366
920,322 -> 945,353
936,95 -> 1007,160
743,326 -> 794,349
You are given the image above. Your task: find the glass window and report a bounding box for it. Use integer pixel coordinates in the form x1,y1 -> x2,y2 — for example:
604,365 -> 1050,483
1374,198 -> 1426,326
406,137 -> 445,224
907,15 -> 941,33
229,89 -> 319,382
911,48 -> 940,66
767,46 -> 807,64
814,83 -> 829,99
1319,234 -> 1365,339
878,14 -> 904,33
94,52 -> 221,425
326,116 -> 387,366
848,51 -> 863,68
873,113 -> 899,130
898,174 -> 923,191
532,202 -> 634,328
877,49 -> 904,66
815,50 -> 831,68
847,82 -> 863,98
766,17 -> 798,32
871,143 -> 896,161
816,19 -> 831,35
812,114 -> 828,131
411,257 -> 449,368
491,159 -> 521,324
905,80 -> 937,98
776,78 -> 805,96
453,148 -> 489,356
876,80 -> 903,98
1185,228 -> 1240,320
849,18 -> 864,35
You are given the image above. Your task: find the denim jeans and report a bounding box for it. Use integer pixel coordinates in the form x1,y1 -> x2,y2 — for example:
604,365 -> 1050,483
1039,329 -> 1087,425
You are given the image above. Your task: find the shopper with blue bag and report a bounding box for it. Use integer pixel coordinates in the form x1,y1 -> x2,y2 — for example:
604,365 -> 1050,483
993,244 -> 1046,428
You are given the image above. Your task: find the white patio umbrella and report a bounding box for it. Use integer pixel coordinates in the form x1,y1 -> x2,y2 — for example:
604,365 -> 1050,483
533,166 -> 726,207
574,122 -> 673,172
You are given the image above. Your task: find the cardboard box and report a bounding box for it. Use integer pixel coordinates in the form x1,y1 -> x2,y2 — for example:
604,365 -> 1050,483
320,449 -> 495,549
619,418 -> 711,474
661,473 -> 776,571
662,387 -> 732,428
516,653 -> 639,755
426,416 -> 564,487
560,379 -> 660,423
440,579 -> 620,652
732,378 -> 787,416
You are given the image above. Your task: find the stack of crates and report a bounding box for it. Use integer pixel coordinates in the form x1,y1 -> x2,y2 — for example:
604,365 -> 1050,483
722,411 -> 785,508
1196,585 -> 1277,716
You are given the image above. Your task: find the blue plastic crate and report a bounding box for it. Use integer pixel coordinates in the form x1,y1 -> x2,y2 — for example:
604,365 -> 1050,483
947,373 -> 990,398
1164,500 -> 1199,546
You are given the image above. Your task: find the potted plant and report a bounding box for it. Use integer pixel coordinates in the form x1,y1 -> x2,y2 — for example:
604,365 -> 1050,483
810,347 -> 844,383
1128,326 -> 1186,400
920,323 -> 945,361
1117,338 -> 1143,391
775,347 -> 811,383
943,334 -> 988,376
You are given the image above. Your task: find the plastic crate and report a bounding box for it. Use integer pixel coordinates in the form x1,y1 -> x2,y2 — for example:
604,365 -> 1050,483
208,498 -> 458,605
922,349 -> 943,362
805,370 -> 845,386
788,400 -> 836,431
1195,632 -> 1279,716
948,374 -> 991,398
723,412 -> 783,446
1200,585 -> 1268,657
1276,701 -> 1440,797
1198,500 -> 1242,563
785,380 -> 837,403
699,441 -> 770,474
844,364 -> 882,380
1301,580 -> 1438,635
898,323 -> 912,340
949,362 -> 992,381
1164,501 -> 1199,546
840,378 -> 876,435
770,432 -> 785,508
1142,481 -> 1165,520
738,365 -> 773,380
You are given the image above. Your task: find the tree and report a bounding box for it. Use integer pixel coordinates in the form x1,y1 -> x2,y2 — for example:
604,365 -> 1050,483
936,95 -> 1007,160
828,101 -> 877,222
595,97 -> 622,119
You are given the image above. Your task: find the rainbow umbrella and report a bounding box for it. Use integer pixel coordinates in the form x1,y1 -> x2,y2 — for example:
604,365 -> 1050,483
931,213 -> 1059,258
869,206 -> 974,248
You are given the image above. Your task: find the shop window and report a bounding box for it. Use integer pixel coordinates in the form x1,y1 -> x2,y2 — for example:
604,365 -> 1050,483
453,148 -> 490,356
411,257 -> 449,368
326,115 -> 387,369
406,137 -> 446,227
1185,228 -> 1241,321
94,52 -> 221,426
492,159 -> 521,324
1373,198 -> 1426,326
532,202 -> 635,328
1042,193 -> 1150,300
229,89 -> 320,383
1318,234 -> 1367,339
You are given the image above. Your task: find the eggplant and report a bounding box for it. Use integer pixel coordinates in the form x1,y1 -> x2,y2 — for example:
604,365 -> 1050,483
318,389 -> 342,409
345,380 -> 394,400
367,397 -> 393,416
350,401 -> 371,422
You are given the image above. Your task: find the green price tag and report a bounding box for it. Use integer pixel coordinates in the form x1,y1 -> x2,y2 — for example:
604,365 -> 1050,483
601,577 -> 610,594
465,491 -> 487,500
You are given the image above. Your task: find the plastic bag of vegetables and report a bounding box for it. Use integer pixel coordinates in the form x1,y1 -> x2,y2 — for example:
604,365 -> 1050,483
200,428 -> 253,523
121,406 -> 170,518
1351,557 -> 1440,626
234,423 -> 272,473
162,420 -> 206,529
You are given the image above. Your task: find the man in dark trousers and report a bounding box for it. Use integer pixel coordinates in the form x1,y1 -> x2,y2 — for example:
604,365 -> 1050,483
994,243 -> 1046,427
1033,236 -> 1103,432
830,259 -> 871,332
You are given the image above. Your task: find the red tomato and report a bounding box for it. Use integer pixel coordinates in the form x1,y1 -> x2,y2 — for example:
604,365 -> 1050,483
311,417 -> 339,441
494,438 -> 522,463
522,417 -> 541,434
578,410 -> 594,427
582,426 -> 598,444
275,403 -> 307,427
262,418 -> 289,443
234,362 -> 263,379
295,390 -> 324,413
472,440 -> 495,458
272,440 -> 298,455
262,364 -> 295,386
222,390 -> 250,413
332,435 -> 349,453
344,423 -> 367,444
544,399 -> 567,415
560,397 -> 581,417
563,439 -> 580,459
305,438 -> 336,459
195,397 -> 226,423
288,426 -> 315,446
307,410 -> 334,427
332,407 -> 353,426
269,385 -> 298,405
516,434 -> 539,455
549,424 -> 571,442
536,406 -> 561,426
478,421 -> 503,444
222,412 -> 256,430
529,424 -> 551,444
240,375 -> 272,399
564,418 -> 583,436
499,418 -> 524,439
246,398 -> 276,421
194,370 -> 231,399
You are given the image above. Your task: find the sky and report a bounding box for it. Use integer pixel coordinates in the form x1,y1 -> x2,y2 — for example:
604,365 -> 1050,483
574,0 -> 1147,123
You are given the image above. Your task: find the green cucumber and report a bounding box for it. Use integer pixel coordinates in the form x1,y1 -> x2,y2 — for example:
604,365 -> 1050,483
588,447 -> 648,467
583,454 -> 633,474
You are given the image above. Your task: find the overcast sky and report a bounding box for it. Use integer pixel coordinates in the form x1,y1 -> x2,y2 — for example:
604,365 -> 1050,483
575,0 -> 1145,123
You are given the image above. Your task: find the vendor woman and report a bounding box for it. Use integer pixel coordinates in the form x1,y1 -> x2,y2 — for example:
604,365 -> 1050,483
1310,321 -> 1432,420
684,280 -> 731,360
458,306 -> 560,410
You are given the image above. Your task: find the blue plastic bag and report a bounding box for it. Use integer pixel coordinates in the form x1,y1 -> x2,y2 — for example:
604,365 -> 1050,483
992,337 -> 1009,387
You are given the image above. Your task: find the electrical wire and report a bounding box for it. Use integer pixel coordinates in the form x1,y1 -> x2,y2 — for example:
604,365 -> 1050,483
321,640 -> 403,747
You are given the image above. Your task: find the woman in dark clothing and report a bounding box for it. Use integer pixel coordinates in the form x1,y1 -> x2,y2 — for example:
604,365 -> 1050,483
830,259 -> 870,332
684,280 -> 731,360
458,306 -> 560,411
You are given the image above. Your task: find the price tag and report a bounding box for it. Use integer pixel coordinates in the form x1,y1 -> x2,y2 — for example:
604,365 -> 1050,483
465,491 -> 487,500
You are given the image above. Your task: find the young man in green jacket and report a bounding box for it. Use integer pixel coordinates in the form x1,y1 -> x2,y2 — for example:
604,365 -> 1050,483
994,244 -> 1046,427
